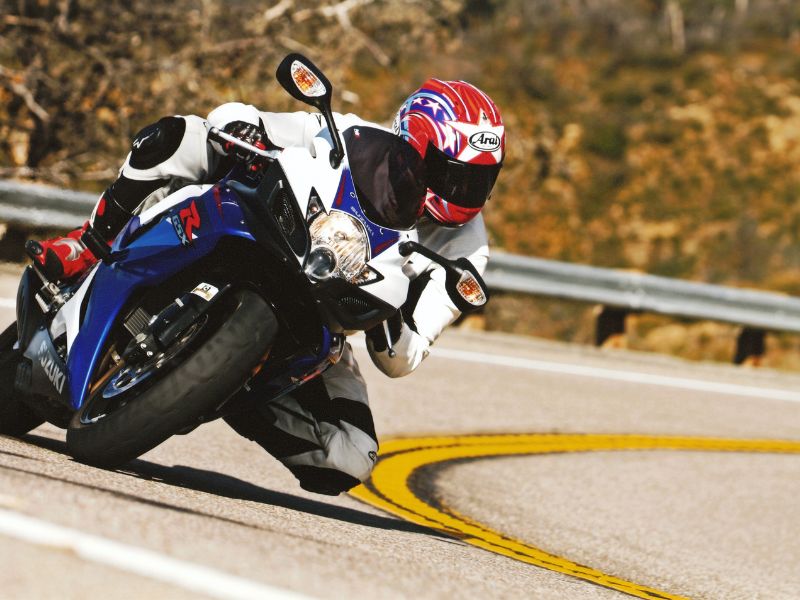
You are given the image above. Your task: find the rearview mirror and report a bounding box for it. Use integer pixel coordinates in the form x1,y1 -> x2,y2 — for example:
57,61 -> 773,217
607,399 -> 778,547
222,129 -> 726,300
445,258 -> 488,311
399,241 -> 490,313
275,53 -> 344,168
444,257 -> 489,313
276,53 -> 331,108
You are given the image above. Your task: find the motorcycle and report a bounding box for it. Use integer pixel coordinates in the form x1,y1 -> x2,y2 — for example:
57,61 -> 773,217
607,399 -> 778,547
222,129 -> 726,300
0,54 -> 489,467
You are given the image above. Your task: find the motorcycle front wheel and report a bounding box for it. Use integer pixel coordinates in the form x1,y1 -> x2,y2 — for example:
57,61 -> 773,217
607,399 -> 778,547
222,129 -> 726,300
66,288 -> 276,468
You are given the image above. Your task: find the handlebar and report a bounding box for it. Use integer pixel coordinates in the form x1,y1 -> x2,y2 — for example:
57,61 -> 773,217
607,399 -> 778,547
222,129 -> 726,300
207,126 -> 282,161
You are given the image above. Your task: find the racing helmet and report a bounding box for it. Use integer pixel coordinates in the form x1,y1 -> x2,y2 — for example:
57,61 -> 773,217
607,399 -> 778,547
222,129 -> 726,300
393,79 -> 505,226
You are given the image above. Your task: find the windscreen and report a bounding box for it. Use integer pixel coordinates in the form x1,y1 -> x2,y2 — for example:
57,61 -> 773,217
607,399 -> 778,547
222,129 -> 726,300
343,126 -> 427,230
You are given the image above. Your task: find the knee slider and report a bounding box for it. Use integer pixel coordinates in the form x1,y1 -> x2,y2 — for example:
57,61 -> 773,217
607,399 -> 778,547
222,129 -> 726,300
128,116 -> 186,170
290,465 -> 362,496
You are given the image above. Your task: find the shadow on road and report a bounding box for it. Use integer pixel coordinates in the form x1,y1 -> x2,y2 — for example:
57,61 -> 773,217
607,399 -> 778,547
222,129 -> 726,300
16,432 -> 447,539
122,459 -> 446,538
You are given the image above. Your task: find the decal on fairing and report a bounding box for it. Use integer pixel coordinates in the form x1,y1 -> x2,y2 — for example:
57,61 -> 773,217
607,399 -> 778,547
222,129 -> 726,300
24,328 -> 70,401
332,170 -> 399,258
180,200 -> 201,239
212,185 -> 224,217
171,199 -> 202,246
171,214 -> 189,246
38,339 -> 66,394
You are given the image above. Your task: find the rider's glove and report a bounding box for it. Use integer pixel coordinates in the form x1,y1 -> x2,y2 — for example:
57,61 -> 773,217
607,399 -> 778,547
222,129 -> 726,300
220,121 -> 278,171
365,310 -> 404,356
365,309 -> 431,377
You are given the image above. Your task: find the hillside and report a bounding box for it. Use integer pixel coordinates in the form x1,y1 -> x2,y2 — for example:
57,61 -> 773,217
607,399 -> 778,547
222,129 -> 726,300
3,0 -> 800,365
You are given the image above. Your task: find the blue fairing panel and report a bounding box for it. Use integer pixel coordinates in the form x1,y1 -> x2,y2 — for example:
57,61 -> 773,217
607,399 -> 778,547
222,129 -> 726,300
67,184 -> 255,409
332,169 -> 400,258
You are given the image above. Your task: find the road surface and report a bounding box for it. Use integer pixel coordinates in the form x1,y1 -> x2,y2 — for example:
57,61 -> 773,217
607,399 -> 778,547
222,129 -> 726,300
0,263 -> 799,599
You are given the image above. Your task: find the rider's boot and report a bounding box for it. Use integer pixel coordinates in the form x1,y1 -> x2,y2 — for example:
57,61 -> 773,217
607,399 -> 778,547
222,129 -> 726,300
25,222 -> 97,281
25,188 -> 133,281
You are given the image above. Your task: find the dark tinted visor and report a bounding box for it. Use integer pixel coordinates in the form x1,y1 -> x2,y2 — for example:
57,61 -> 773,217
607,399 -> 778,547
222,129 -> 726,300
344,127 -> 427,230
425,143 -> 502,208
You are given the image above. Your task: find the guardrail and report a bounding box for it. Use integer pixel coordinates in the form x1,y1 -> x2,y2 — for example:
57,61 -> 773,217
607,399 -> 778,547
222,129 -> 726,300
0,180 -> 95,229
484,253 -> 800,363
0,179 -> 792,363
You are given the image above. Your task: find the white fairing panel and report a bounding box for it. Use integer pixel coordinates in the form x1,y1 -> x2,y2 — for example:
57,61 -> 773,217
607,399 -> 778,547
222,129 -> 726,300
50,264 -> 100,353
278,137 -> 342,220
137,184 -> 213,226
363,228 -> 417,310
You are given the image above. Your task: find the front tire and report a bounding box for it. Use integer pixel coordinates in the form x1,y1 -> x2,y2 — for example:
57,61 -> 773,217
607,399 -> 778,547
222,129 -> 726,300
0,322 -> 44,436
66,289 -> 276,467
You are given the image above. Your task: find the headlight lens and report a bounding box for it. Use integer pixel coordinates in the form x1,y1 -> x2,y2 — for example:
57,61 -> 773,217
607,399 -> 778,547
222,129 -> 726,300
306,211 -> 378,284
306,246 -> 337,281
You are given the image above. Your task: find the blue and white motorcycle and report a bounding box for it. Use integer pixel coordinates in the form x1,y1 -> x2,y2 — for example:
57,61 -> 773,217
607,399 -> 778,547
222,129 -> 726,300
0,54 -> 488,467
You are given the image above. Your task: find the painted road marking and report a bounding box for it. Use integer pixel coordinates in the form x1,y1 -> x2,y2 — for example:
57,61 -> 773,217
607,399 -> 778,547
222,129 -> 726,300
0,508 -> 309,600
350,337 -> 800,403
351,433 -> 800,600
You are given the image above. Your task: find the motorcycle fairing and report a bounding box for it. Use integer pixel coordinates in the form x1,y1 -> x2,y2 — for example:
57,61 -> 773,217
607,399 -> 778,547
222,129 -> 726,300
48,265 -> 99,352
23,327 -> 70,403
65,183 -> 256,409
278,142 -> 416,312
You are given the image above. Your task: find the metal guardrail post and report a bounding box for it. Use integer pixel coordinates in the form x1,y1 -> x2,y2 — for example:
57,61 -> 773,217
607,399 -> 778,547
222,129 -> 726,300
734,328 -> 765,365
595,307 -> 628,347
485,251 -> 800,364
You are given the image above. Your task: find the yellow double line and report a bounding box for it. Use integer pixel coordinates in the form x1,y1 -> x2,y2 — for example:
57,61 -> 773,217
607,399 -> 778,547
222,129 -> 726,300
351,433 -> 800,599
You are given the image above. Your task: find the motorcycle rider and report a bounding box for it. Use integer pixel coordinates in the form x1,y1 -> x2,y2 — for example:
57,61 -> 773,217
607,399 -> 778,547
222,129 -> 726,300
27,79 -> 505,495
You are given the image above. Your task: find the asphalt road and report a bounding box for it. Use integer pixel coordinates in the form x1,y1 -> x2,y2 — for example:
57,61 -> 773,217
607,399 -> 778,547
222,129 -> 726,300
1,263 -> 799,599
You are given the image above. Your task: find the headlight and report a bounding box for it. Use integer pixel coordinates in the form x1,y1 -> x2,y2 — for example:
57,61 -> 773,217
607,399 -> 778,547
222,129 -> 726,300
305,211 -> 379,284
306,246 -> 337,280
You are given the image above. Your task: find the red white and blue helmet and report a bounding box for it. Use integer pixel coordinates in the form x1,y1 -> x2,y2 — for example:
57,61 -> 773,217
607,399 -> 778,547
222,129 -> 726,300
393,79 -> 505,226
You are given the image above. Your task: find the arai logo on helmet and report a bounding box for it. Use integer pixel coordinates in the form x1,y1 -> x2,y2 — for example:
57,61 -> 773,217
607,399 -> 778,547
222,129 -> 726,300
468,131 -> 501,152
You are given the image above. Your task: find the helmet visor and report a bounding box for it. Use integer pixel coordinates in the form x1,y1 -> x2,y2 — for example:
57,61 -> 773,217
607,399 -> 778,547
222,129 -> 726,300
425,143 -> 502,209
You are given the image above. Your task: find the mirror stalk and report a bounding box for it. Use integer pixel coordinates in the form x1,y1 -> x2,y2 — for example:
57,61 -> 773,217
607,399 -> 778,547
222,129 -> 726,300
399,240 -> 444,264
321,105 -> 345,169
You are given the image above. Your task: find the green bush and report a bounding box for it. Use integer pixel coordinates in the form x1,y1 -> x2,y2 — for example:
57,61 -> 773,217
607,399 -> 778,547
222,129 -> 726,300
582,121 -> 628,160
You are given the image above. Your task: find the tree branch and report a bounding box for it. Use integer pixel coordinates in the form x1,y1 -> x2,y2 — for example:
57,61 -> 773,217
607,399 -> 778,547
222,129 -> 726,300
0,65 -> 50,123
0,15 -> 51,31
264,0 -> 294,23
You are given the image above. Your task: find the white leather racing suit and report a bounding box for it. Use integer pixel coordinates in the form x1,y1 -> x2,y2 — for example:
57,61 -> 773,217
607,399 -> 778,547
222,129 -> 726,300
106,103 -> 489,494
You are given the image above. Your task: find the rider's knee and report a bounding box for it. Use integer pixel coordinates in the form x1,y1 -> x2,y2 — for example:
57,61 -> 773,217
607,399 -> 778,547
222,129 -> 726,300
289,465 -> 364,496
288,429 -> 378,495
